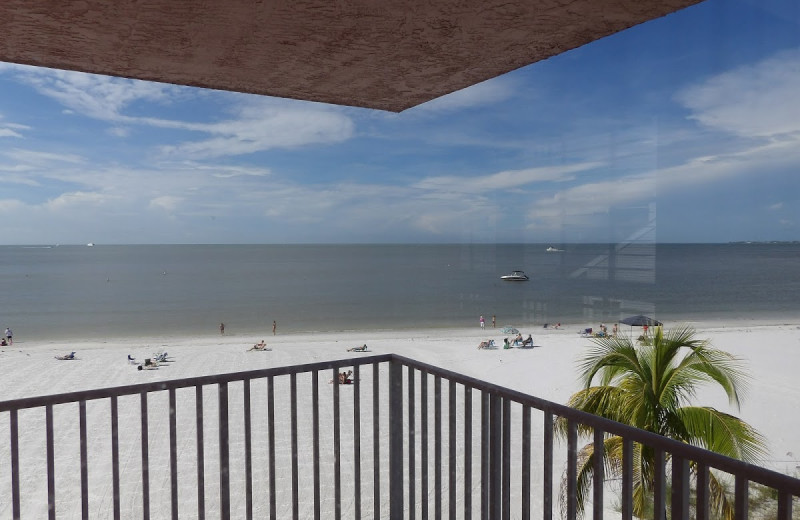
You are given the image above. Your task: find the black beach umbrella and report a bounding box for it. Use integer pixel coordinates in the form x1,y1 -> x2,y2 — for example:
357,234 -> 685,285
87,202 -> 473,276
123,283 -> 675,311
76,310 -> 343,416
620,314 -> 662,327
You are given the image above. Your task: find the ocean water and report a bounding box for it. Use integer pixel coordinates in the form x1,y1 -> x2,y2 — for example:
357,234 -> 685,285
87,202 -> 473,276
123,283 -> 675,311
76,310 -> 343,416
1,243 -> 799,341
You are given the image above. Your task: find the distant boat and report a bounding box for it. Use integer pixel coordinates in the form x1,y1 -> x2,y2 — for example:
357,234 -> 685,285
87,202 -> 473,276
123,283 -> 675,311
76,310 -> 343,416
500,270 -> 529,281
87,243 -> 95,247
546,246 -> 563,252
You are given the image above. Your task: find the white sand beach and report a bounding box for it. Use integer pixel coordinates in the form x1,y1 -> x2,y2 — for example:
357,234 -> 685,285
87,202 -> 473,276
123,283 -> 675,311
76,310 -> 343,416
0,320 -> 798,518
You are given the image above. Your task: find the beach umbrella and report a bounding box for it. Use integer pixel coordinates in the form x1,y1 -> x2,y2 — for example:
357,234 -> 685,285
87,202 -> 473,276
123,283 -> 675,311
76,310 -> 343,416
620,314 -> 662,327
501,325 -> 519,334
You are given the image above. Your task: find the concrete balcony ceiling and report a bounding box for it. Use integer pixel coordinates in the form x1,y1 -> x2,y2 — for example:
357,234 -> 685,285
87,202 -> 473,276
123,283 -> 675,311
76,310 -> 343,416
0,0 -> 701,112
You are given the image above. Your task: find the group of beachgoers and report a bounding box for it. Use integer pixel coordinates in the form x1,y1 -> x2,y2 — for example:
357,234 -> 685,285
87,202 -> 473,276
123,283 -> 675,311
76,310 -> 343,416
581,323 -> 619,338
478,333 -> 534,349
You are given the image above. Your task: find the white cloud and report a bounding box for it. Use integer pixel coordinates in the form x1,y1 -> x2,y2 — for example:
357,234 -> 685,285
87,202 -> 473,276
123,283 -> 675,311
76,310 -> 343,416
1,64 -> 175,121
3,148 -> 85,165
414,76 -> 517,113
159,99 -> 354,158
526,133 -> 800,231
149,196 -> 183,212
676,49 -> 800,138
0,128 -> 23,138
46,191 -> 114,210
768,202 -> 783,211
0,64 -> 357,158
414,162 -> 603,194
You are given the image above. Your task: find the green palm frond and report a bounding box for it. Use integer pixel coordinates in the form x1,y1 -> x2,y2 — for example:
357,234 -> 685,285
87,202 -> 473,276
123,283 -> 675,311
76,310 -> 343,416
677,406 -> 767,463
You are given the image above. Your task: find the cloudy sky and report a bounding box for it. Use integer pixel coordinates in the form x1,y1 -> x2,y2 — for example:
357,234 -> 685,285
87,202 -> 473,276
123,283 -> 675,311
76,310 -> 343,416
0,0 -> 798,244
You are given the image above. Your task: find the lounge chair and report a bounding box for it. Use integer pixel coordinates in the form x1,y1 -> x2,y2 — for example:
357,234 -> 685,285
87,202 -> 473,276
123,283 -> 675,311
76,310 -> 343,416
153,351 -> 172,362
478,340 -> 496,349
127,354 -> 137,364
55,352 -> 76,360
137,358 -> 159,370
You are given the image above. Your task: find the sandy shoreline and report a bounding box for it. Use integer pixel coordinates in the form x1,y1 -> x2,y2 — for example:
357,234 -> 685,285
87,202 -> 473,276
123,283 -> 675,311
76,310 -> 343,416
1,320 -> 798,517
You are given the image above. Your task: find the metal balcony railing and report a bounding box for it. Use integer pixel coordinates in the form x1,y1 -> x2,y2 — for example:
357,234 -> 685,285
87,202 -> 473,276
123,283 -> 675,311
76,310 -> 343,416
1,353 -> 799,519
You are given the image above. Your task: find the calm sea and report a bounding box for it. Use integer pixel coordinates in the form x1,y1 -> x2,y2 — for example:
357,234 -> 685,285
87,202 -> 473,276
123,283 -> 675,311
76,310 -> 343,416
1,243 -> 799,341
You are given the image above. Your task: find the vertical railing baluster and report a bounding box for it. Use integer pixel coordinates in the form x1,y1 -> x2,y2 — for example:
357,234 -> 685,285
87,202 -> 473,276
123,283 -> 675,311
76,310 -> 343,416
243,380 -> 252,520
543,411 -> 553,520
373,363 -> 380,519
653,448 -> 665,520
354,365 -> 362,520
435,376 -> 442,520
195,386 -> 205,520
621,438 -> 633,520
110,397 -> 121,520
502,398 -> 510,520
169,389 -> 179,520
408,367 -> 416,520
334,367 -> 343,520
389,360 -> 404,520
218,382 -> 230,519
290,373 -> 299,520
522,405 -> 530,520
566,420 -> 577,520
481,391 -> 489,520
10,409 -> 20,520
140,392 -> 150,520
464,386 -> 472,520
268,376 -> 277,520
313,371 -> 321,520
671,456 -> 689,520
421,370 -> 429,520
777,490 -> 793,520
449,380 -> 457,520
79,400 -> 89,520
490,394 -> 501,520
734,475 -> 749,520
695,463 -> 708,520
592,428 -> 603,520
46,404 -> 55,520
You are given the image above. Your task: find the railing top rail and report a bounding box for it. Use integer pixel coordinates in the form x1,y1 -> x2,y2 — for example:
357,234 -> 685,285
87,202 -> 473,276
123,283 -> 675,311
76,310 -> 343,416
389,354 -> 800,494
0,353 -> 393,412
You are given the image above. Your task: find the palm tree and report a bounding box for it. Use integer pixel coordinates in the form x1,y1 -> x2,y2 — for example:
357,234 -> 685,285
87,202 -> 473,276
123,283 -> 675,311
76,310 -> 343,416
557,325 -> 766,519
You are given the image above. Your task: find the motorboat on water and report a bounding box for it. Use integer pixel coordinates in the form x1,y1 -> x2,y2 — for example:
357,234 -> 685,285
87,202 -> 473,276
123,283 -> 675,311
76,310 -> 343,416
546,246 -> 563,252
500,270 -> 529,281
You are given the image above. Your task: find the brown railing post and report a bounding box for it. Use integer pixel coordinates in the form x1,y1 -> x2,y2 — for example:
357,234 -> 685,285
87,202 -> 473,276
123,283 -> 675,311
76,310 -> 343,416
490,393 -> 502,520
389,359 -> 404,519
218,382 -> 230,519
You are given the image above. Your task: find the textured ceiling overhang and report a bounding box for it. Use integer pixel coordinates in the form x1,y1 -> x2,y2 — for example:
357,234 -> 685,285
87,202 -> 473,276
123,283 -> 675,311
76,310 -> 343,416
0,0 -> 702,112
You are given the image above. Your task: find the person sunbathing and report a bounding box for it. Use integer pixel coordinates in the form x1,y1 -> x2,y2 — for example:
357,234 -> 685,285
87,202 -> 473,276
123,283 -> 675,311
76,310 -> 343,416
248,340 -> 269,351
347,344 -> 368,352
521,334 -> 533,347
331,369 -> 354,384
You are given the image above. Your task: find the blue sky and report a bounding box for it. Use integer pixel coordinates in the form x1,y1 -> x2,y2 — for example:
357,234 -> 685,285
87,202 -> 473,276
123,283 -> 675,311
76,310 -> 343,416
0,0 -> 799,244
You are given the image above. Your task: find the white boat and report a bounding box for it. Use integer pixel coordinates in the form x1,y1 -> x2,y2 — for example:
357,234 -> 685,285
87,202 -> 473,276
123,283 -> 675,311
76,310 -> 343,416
546,246 -> 563,252
500,270 -> 529,281
87,243 -> 95,247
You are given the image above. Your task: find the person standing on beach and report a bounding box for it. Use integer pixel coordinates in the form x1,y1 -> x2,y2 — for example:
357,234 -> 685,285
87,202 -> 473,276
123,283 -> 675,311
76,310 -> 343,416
480,316 -> 485,329
219,322 -> 225,335
4,328 -> 12,345
492,315 -> 496,328
272,320 -> 277,335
